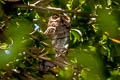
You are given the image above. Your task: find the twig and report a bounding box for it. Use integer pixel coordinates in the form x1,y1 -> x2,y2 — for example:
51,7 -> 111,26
33,0 -> 44,5
26,50 -> 67,68
24,72 -> 37,80
12,4 -> 76,13
38,50 -> 49,57
33,0 -> 51,5
4,0 -> 20,2
0,16 -> 12,29
40,41 -> 50,47
12,4 -> 94,18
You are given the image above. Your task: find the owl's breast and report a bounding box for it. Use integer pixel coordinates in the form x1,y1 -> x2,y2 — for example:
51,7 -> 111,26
51,25 -> 70,54
51,25 -> 70,39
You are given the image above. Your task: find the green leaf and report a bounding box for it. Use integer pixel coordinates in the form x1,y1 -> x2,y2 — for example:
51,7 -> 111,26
19,63 -> 25,68
59,65 -> 74,80
70,29 -> 83,44
43,73 -> 56,80
107,0 -> 111,6
88,46 -> 96,51
0,43 -> 8,49
0,0 -> 5,4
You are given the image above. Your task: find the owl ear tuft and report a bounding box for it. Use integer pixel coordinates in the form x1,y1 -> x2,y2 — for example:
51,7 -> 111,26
62,13 -> 71,22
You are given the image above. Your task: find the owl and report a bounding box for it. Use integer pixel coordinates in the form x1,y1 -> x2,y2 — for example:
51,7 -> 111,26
44,13 -> 71,58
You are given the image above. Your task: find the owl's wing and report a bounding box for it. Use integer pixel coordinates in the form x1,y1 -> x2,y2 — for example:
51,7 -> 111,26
44,26 -> 56,35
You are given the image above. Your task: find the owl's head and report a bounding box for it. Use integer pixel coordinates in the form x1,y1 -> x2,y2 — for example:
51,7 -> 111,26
48,13 -> 71,24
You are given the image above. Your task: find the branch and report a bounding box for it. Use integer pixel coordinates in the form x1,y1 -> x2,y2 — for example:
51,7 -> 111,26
33,0 -> 51,5
4,0 -> 20,2
12,4 -> 94,18
12,4 -> 77,13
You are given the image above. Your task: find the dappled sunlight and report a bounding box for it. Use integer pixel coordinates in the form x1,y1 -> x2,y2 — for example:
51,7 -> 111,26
0,0 -> 120,80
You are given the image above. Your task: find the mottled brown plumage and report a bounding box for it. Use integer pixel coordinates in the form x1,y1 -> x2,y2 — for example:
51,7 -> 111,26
44,13 -> 71,60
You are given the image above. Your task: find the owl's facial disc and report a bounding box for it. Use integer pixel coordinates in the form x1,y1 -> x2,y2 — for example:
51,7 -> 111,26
50,14 -> 60,21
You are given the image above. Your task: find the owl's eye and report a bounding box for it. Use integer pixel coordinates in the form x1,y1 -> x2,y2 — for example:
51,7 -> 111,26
52,15 -> 58,19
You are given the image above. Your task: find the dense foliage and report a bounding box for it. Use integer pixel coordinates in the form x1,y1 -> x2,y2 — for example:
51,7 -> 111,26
0,0 -> 120,80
